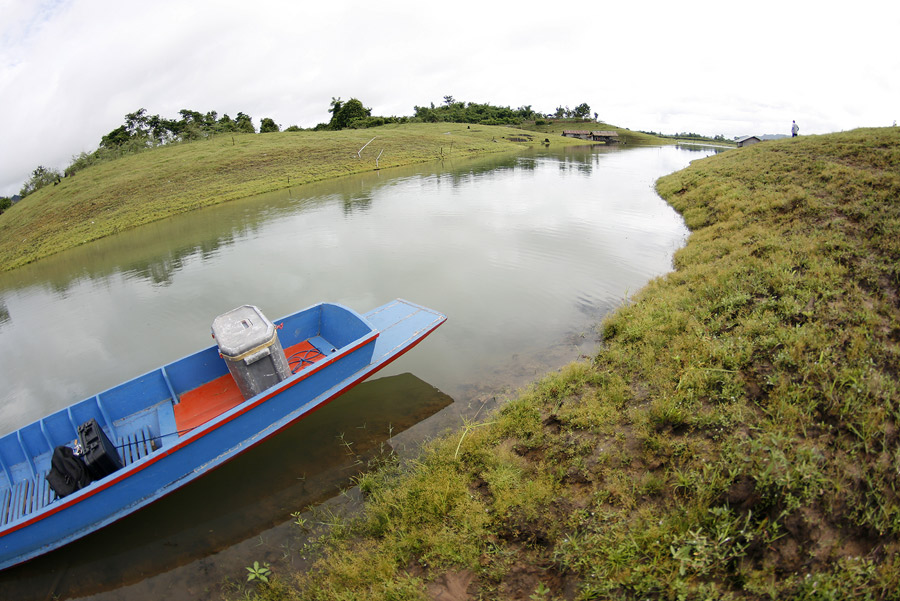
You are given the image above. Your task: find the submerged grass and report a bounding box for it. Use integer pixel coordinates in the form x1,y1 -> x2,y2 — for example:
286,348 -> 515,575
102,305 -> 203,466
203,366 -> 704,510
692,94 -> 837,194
0,123 -> 601,272
236,127 -> 900,600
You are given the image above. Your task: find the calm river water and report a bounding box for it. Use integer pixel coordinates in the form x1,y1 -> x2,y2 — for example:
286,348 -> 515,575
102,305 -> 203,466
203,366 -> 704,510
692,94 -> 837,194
0,144 -> 716,599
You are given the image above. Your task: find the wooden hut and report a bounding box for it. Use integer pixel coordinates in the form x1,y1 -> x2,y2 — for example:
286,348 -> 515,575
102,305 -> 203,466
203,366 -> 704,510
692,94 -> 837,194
591,131 -> 619,143
736,136 -> 762,148
562,130 -> 592,140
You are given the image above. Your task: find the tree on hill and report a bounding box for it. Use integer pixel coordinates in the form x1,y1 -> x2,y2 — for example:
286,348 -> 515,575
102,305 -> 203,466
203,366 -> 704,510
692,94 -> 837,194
19,165 -> 62,197
217,114 -> 236,132
124,108 -> 151,137
327,97 -> 343,121
234,112 -> 256,133
573,102 -> 591,120
548,103 -> 593,120
177,109 -> 208,140
259,117 -> 279,133
100,125 -> 131,149
517,105 -> 537,120
327,97 -> 372,130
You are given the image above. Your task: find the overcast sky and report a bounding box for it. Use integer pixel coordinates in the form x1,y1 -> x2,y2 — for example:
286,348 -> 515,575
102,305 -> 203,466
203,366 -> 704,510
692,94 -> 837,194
1,0 -> 897,197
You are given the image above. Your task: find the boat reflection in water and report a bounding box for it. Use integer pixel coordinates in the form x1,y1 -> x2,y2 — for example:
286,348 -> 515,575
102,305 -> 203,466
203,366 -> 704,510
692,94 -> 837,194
0,372 -> 453,600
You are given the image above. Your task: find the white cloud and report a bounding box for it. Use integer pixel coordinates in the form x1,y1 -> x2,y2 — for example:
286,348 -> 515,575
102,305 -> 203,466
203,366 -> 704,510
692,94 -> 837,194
2,0 -> 898,196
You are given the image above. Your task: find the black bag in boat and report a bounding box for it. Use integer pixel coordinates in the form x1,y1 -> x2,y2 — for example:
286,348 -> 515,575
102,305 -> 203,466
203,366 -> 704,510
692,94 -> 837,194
77,418 -> 123,481
46,445 -> 92,498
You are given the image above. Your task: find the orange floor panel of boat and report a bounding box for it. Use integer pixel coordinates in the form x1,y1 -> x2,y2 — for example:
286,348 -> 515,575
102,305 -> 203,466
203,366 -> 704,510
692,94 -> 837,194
174,340 -> 325,432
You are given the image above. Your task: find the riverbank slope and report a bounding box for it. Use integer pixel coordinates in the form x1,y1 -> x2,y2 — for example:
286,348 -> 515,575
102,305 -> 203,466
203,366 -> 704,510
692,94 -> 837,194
247,127 -> 900,600
0,122 -> 656,272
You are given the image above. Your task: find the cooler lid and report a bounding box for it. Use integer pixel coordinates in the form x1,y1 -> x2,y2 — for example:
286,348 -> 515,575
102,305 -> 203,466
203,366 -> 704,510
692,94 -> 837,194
211,305 -> 277,358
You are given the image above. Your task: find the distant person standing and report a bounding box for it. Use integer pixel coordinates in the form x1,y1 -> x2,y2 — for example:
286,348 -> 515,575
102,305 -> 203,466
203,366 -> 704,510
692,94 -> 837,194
791,120 -> 799,137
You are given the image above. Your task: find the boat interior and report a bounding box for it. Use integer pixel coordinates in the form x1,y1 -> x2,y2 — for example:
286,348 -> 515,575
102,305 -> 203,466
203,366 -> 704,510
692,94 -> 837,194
0,302 -> 369,530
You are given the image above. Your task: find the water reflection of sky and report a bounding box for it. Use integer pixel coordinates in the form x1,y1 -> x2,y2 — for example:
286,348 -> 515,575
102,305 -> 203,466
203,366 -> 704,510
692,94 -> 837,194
0,145 -> 715,435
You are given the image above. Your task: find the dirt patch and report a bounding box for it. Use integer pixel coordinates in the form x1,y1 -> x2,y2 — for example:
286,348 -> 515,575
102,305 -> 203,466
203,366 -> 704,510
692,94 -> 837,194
542,412 -> 564,434
496,509 -> 550,548
427,564 -> 578,601
495,564 -> 579,601
724,475 -> 759,511
426,570 -> 476,601
469,475 -> 492,503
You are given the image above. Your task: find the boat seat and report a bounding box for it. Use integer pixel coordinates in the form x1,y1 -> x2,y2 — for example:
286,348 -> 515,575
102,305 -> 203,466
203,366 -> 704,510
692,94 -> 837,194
117,426 -> 157,466
1,471 -> 55,527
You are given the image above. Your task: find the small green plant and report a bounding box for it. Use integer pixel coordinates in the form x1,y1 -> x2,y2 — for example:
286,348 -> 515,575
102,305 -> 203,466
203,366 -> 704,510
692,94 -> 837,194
530,581 -> 551,599
528,582 -> 550,601
290,511 -> 308,529
246,560 -> 271,584
454,417 -> 496,459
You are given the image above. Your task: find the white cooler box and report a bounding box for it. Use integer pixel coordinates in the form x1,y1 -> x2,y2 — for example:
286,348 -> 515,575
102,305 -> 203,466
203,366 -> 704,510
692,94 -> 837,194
211,305 -> 291,400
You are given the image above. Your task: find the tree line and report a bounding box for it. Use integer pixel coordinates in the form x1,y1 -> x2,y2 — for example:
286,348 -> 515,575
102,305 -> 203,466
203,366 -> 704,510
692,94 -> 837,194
637,129 -> 731,143
3,96 -> 594,209
99,108 -> 262,148
413,97 -> 594,124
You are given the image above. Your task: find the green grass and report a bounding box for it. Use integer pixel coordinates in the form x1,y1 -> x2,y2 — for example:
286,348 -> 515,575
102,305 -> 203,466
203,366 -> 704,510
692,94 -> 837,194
230,127 -> 900,600
0,123 -> 610,272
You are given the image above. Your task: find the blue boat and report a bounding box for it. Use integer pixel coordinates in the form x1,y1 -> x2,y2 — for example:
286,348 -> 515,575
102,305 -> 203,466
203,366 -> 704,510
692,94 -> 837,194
0,298 -> 446,570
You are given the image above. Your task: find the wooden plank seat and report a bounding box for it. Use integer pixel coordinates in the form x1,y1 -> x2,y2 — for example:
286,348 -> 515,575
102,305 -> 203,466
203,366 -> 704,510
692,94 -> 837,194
1,475 -> 53,527
117,427 -> 158,465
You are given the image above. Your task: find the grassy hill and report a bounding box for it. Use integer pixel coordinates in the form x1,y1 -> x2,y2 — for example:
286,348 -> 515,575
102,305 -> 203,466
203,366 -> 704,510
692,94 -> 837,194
0,123 -> 626,272
239,128 -> 900,600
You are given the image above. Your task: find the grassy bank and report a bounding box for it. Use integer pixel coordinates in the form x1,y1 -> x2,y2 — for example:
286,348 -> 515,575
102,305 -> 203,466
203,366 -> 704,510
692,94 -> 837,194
239,128 -> 900,600
0,123 -> 610,272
